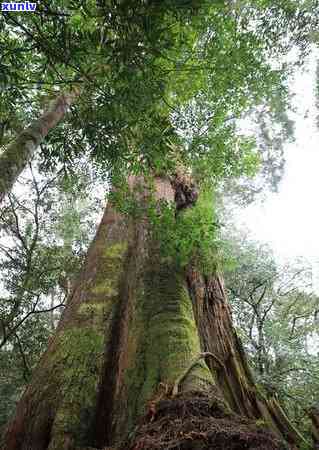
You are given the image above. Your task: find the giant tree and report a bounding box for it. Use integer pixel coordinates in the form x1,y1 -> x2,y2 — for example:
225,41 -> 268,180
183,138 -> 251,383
0,173 -> 306,450
1,1 -> 319,449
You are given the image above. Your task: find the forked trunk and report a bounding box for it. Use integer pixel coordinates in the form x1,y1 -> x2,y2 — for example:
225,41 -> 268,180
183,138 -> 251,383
1,175 -> 301,450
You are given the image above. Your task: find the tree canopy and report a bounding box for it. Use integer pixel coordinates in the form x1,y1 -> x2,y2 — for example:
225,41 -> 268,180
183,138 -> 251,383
1,0 -> 319,447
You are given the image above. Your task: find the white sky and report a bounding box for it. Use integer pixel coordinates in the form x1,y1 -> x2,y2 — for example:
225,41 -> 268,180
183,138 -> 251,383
237,54 -> 319,288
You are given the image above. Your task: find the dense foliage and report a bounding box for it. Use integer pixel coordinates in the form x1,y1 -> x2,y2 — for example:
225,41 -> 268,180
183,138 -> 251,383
223,229 -> 319,436
1,0 -> 319,443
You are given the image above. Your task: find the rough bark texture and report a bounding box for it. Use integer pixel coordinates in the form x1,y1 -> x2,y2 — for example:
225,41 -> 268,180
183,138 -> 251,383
92,176 -> 214,447
186,268 -> 305,447
0,88 -> 80,204
1,175 -> 297,450
1,199 -> 129,450
1,176 -> 214,450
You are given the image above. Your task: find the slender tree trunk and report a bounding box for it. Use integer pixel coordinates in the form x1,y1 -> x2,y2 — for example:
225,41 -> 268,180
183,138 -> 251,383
0,88 -> 80,204
1,175 -> 301,450
256,317 -> 265,375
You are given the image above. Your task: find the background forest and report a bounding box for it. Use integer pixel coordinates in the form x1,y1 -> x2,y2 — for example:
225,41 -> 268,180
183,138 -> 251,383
1,1 -> 319,449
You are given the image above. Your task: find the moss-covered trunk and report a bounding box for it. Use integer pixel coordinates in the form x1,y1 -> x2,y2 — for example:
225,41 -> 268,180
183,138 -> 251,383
1,175 -> 296,450
0,88 -> 80,204
1,176 -> 215,450
1,191 -> 131,450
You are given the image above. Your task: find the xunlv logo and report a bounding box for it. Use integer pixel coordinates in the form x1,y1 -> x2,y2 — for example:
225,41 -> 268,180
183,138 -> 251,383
1,2 -> 37,10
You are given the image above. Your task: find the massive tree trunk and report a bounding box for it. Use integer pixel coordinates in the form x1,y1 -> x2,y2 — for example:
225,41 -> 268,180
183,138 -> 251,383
1,175 -> 301,450
0,88 -> 80,204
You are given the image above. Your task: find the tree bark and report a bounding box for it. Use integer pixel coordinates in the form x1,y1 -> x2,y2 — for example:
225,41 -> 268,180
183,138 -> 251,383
1,192 -> 128,450
0,88 -> 80,204
186,268 -> 307,447
1,175 -> 301,450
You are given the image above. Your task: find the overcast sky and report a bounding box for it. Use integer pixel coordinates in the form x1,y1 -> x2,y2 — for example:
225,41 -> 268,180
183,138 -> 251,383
237,53 -> 319,287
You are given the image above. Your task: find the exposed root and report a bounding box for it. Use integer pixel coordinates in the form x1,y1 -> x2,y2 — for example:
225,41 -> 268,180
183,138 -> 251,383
172,352 -> 225,396
124,391 -> 286,450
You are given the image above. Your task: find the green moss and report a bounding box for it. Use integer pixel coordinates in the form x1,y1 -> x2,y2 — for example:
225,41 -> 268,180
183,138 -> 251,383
46,239 -> 130,443
0,134 -> 37,199
91,242 -> 127,297
147,189 -> 220,274
47,239 -> 132,445
103,242 -> 127,259
78,302 -> 105,320
92,279 -> 118,296
256,419 -> 267,428
119,262 -> 214,437
49,327 -> 104,446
